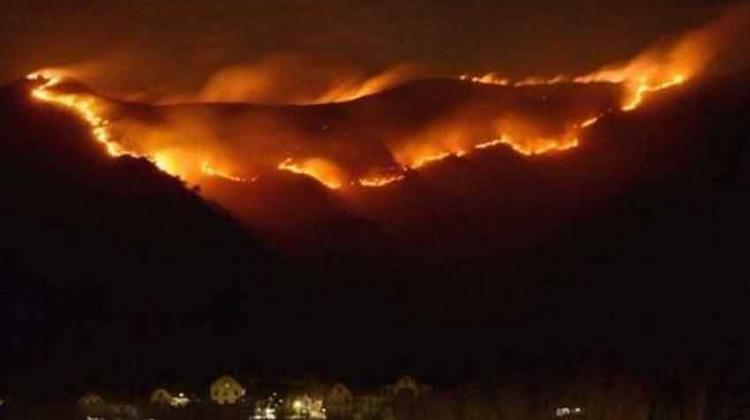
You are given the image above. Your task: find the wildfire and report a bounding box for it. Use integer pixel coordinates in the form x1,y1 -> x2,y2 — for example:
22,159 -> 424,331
460,70 -> 687,113
474,138 -> 506,150
459,73 -> 510,86
474,135 -> 579,156
620,75 -> 686,112
28,71 -> 260,187
409,152 -> 458,169
26,65 -> 688,193
28,71 -> 128,157
278,158 -> 346,189
201,162 -> 254,184
456,55 -> 689,161
357,173 -> 407,188
24,2 -> 740,195
27,9 -> 706,194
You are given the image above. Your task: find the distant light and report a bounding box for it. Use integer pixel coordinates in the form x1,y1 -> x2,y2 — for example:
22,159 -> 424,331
556,407 -> 583,417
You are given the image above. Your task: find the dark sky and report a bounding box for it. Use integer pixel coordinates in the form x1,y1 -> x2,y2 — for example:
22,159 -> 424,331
1,0 -> 734,93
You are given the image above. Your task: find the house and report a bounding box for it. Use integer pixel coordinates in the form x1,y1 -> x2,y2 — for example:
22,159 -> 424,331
210,375 -> 246,405
325,383 -> 354,418
150,388 -> 173,405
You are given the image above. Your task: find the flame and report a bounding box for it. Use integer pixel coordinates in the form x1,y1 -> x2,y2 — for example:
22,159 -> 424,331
28,71 -> 258,186
620,75 -> 686,112
151,152 -> 179,174
579,115 -> 602,128
278,158 -> 346,189
27,65 -> 684,192
515,75 -> 569,87
409,152 -> 455,169
474,135 -> 578,156
201,162 -> 253,184
28,71 -> 128,157
474,138 -> 506,150
357,173 -> 407,188
460,70 -> 687,113
456,33 -> 696,161
459,12 -> 715,115
459,73 -> 510,86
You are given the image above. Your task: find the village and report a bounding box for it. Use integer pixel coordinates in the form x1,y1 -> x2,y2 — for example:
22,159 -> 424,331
5,374 -> 602,420
74,375 -> 462,420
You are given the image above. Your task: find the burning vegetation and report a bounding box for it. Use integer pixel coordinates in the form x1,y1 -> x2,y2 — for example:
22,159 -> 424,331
24,4 -> 750,195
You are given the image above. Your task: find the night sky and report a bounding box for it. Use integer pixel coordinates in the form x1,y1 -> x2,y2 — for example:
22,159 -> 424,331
0,0 -> 732,94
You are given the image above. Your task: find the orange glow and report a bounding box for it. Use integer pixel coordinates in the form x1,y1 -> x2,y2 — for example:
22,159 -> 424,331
278,158 -> 346,189
188,59 -> 417,105
317,64 -> 418,103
